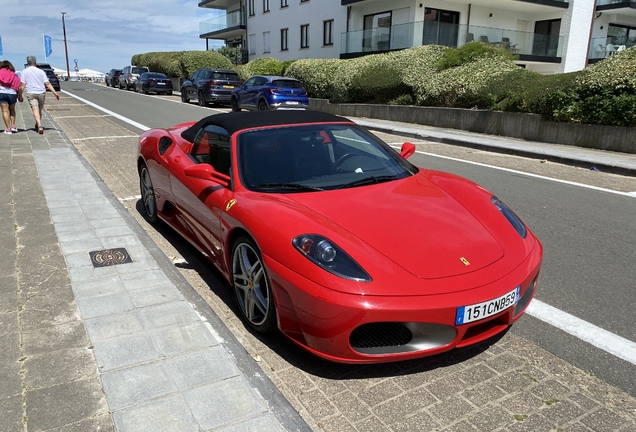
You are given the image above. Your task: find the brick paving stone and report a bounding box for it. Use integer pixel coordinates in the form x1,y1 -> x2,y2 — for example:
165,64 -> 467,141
330,390 -> 372,423
438,419 -> 480,432
0,393 -> 23,432
388,410 -> 439,432
530,379 -> 572,400
502,390 -> 545,415
426,376 -> 470,401
517,364 -> 547,383
277,367 -> 317,395
493,370 -> 537,394
374,387 -> 438,420
317,415 -> 357,432
569,393 -> 600,412
542,399 -> 587,426
44,413 -> 117,432
486,352 -> 526,373
353,415 -> 388,431
462,382 -> 507,407
312,375 -> 349,398
24,347 -> 97,390
564,423 -> 595,432
358,380 -> 404,407
466,405 -> 513,431
297,389 -> 338,421
507,413 -> 558,432
429,395 -> 476,424
456,364 -> 498,387
580,407 -> 630,432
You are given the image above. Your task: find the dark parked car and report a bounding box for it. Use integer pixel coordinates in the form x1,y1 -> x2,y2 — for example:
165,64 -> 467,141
134,72 -> 173,95
105,69 -> 122,87
231,75 -> 309,111
43,69 -> 61,91
180,68 -> 241,106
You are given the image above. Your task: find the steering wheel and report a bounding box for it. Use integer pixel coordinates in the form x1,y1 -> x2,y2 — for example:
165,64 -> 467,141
333,153 -> 357,173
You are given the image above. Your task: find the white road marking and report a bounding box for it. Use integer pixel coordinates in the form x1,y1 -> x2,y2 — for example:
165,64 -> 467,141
61,90 -> 150,131
61,94 -> 636,365
528,300 -> 636,366
396,145 -> 636,199
118,195 -> 141,202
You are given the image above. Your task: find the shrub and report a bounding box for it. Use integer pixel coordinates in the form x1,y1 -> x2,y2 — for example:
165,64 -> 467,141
388,94 -> 414,105
217,46 -> 245,65
436,41 -> 518,70
179,50 -> 233,78
331,53 -> 409,103
235,57 -> 285,80
285,58 -> 342,99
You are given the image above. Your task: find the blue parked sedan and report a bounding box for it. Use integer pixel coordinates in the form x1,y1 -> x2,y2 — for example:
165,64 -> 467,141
230,75 -> 309,111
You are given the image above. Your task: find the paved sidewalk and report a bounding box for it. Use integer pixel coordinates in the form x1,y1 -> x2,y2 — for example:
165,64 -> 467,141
0,101 -> 309,431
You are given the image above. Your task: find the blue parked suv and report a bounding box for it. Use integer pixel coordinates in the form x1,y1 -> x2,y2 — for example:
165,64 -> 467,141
230,75 -> 309,111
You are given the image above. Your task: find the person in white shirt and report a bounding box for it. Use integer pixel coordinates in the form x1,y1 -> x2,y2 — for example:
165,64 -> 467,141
20,56 -> 59,134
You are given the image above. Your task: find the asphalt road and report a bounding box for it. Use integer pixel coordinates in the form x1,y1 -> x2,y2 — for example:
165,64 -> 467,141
61,81 -> 636,398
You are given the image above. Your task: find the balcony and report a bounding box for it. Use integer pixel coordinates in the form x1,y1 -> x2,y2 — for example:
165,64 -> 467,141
343,0 -> 568,8
341,22 -> 563,62
199,10 -> 245,38
588,36 -> 633,62
199,0 -> 241,9
596,0 -> 636,8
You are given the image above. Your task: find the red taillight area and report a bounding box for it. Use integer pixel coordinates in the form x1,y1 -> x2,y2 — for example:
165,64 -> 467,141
148,79 -> 155,84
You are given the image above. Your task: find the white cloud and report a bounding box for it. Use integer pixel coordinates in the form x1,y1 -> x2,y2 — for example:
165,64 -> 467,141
0,0 -> 224,73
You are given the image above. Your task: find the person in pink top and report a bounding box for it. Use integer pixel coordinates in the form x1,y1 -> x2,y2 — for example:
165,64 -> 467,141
21,55 -> 59,134
0,60 -> 25,134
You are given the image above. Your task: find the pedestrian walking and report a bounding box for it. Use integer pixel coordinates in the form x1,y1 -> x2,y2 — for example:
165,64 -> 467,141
0,60 -> 24,134
21,55 -> 59,134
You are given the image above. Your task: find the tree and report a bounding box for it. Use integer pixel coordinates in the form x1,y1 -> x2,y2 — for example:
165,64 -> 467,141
217,46 -> 244,66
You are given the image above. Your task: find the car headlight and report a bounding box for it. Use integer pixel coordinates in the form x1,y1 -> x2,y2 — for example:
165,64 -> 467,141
491,196 -> 527,238
292,234 -> 371,282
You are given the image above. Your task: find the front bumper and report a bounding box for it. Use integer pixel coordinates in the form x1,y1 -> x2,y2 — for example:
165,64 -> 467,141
263,241 -> 542,363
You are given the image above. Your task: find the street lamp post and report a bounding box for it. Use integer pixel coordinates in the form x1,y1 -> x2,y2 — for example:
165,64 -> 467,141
61,12 -> 70,81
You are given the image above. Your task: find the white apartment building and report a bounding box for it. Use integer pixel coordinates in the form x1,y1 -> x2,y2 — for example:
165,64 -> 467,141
198,0 -> 636,74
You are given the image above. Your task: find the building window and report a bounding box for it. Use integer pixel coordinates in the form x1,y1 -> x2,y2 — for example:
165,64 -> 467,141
248,0 -> 255,16
263,0 -> 270,13
281,0 -> 288,7
281,28 -> 288,51
263,31 -> 271,53
363,11 -> 392,51
323,19 -> 334,46
249,34 -> 256,54
301,24 -> 309,48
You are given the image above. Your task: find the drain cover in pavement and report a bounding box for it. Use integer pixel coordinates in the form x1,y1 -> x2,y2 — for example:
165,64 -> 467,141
89,248 -> 133,267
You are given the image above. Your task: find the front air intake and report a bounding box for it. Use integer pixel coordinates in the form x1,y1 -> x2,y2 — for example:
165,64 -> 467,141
350,322 -> 413,350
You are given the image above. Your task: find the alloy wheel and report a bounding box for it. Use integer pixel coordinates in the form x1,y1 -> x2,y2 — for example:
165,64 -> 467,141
139,164 -> 158,223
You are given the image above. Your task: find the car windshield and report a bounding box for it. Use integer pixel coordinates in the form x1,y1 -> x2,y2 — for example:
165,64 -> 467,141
45,70 -> 56,77
238,124 -> 417,192
271,79 -> 303,88
132,67 -> 148,74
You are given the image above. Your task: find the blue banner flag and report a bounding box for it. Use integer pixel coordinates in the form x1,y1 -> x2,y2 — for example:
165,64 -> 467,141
44,35 -> 52,57
0,35 -> 3,56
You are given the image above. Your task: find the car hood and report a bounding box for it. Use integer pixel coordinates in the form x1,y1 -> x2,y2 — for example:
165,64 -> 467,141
285,174 -> 504,279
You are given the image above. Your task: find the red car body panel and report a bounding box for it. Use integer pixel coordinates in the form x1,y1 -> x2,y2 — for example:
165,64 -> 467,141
138,113 -> 543,363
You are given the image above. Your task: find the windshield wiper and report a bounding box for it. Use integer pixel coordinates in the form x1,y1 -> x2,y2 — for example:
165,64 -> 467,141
337,175 -> 401,190
254,183 -> 324,191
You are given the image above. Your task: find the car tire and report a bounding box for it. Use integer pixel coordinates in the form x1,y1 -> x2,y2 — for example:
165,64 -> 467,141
258,100 -> 268,111
231,236 -> 277,333
197,91 -> 207,107
231,97 -> 241,112
181,91 -> 188,103
139,163 -> 158,224
167,91 -> 172,96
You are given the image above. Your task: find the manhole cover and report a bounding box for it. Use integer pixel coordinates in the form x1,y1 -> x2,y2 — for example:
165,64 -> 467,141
89,248 -> 133,267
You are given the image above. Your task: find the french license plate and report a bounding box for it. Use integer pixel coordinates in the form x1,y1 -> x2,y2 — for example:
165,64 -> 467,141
157,83 -> 165,85
223,85 -> 234,89
455,286 -> 520,325
286,101 -> 299,105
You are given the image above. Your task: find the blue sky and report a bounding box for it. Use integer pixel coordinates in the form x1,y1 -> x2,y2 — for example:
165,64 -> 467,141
0,0 -> 224,74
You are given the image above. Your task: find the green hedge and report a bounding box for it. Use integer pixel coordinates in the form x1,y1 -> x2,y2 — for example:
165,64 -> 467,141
131,45 -> 636,127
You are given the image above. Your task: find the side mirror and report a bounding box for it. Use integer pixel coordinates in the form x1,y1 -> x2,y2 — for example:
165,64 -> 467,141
184,164 -> 230,187
400,142 -> 416,159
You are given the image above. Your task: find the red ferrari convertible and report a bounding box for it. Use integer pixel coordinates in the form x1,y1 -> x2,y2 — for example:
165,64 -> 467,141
137,111 -> 542,364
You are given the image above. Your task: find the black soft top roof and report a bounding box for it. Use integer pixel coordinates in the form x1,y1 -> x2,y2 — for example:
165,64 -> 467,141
180,110 -> 353,143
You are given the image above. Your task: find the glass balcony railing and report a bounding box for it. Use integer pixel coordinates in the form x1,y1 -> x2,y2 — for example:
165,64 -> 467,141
341,21 -> 563,58
199,10 -> 244,35
596,0 -> 636,6
588,36 -> 634,59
